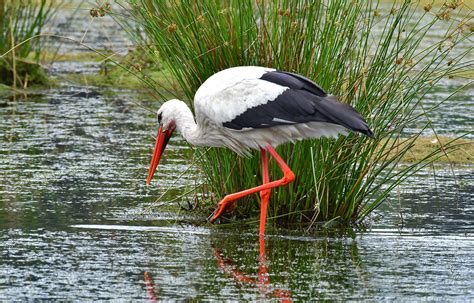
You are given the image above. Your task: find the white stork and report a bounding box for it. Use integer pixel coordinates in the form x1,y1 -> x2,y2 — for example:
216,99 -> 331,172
146,66 -> 373,235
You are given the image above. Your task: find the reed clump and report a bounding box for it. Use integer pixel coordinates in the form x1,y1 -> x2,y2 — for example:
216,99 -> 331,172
0,0 -> 56,88
119,0 -> 473,226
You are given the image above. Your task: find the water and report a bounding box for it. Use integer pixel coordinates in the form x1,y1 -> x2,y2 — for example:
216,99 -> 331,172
1,3 -> 473,301
1,81 -> 472,301
406,78 -> 473,138
1,225 -> 472,300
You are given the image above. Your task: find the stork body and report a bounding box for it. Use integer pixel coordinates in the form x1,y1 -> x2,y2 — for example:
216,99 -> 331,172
146,66 -> 373,235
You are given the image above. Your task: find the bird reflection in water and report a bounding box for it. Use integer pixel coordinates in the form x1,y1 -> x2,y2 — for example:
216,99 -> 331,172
144,271 -> 158,302
213,236 -> 292,302
143,237 -> 291,301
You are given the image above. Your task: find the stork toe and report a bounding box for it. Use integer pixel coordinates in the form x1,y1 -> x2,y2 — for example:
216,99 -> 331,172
209,200 -> 236,223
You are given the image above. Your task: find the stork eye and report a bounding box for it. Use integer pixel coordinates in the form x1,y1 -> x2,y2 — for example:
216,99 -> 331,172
157,113 -> 162,124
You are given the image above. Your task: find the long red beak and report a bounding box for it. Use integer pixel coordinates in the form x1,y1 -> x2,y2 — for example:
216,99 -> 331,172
146,125 -> 174,185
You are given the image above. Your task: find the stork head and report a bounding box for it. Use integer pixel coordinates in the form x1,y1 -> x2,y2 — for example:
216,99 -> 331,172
146,100 -> 184,185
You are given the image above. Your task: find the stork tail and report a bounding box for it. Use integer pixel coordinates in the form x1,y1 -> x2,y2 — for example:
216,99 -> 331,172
314,96 -> 374,138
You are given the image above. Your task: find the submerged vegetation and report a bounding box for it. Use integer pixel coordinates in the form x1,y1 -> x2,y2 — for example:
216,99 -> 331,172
0,0 -> 56,88
384,136 -> 473,164
118,0 -> 473,227
63,49 -> 179,92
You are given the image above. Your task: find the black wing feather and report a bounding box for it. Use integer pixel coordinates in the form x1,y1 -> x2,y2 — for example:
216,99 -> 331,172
223,71 -> 374,138
260,71 -> 327,97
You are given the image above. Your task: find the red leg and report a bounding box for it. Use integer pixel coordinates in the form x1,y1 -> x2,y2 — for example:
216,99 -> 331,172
144,271 -> 158,302
258,235 -> 269,287
213,237 -> 292,301
259,149 -> 271,236
213,248 -> 256,284
210,144 -> 295,229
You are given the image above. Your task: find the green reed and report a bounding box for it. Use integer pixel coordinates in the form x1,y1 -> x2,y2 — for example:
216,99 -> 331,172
0,0 -> 56,87
119,0 -> 473,226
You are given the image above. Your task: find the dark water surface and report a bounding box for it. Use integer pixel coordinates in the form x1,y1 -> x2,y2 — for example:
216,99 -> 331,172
0,84 -> 473,301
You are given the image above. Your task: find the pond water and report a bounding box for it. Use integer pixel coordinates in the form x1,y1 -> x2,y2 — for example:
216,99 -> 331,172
1,79 -> 472,301
1,3 -> 473,301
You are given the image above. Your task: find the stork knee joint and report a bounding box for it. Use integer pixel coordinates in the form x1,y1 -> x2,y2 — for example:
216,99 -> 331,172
283,171 -> 295,184
260,191 -> 270,199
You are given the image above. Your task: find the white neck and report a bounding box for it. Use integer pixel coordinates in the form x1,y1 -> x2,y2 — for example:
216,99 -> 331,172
164,100 -> 234,150
173,106 -> 205,146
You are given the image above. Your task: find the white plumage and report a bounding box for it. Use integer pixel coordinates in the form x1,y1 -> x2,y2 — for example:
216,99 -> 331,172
157,66 -> 353,155
194,66 -> 286,125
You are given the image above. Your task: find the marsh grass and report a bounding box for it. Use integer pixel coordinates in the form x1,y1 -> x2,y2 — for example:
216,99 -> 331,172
119,0 -> 473,226
0,0 -> 57,87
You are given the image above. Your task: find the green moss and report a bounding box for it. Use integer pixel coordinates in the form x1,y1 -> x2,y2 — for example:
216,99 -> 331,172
383,0 -> 474,8
0,84 -> 10,96
383,136 -> 473,164
429,0 -> 474,7
65,62 -> 179,91
0,59 -> 49,87
37,51 -> 103,63
452,70 -> 474,80
56,46 -> 178,91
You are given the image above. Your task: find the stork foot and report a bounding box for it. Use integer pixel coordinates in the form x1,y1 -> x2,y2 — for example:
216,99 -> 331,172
209,199 -> 236,223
